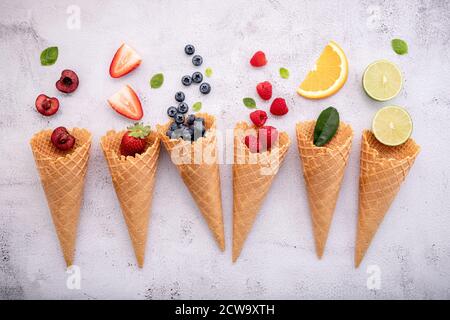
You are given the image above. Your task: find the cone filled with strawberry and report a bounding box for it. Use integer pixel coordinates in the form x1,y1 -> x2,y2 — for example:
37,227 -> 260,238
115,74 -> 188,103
100,123 -> 160,267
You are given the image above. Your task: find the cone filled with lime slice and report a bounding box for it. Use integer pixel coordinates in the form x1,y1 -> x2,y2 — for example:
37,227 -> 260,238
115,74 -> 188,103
355,106 -> 420,267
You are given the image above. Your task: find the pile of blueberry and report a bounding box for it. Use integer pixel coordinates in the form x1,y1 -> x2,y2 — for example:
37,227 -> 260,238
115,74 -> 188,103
165,44 -> 211,142
166,98 -> 206,141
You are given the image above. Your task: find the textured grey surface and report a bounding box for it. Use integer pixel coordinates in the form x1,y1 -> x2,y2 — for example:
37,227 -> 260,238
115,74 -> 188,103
0,0 -> 449,299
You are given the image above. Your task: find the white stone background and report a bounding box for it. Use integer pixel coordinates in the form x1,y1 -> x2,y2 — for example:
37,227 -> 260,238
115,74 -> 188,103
0,0 -> 449,300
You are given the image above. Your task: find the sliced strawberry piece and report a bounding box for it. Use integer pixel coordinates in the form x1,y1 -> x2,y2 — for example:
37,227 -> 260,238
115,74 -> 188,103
108,85 -> 143,120
109,43 -> 142,78
250,51 -> 267,67
256,81 -> 272,100
244,135 -> 261,153
259,126 -> 279,151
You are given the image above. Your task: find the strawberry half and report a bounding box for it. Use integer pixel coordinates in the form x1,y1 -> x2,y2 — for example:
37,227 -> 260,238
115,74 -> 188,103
250,51 -> 267,67
256,81 -> 272,100
108,85 -> 143,120
109,43 -> 142,78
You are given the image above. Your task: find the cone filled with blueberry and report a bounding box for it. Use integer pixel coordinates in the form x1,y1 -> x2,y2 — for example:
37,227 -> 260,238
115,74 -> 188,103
157,111 -> 225,251
30,127 -> 92,266
100,123 -> 160,267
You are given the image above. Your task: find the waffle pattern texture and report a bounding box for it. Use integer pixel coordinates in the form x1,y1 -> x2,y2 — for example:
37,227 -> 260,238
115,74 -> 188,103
296,121 -> 353,258
355,130 -> 420,267
30,128 -> 92,266
157,113 -> 225,251
232,122 -> 291,262
101,130 -> 160,268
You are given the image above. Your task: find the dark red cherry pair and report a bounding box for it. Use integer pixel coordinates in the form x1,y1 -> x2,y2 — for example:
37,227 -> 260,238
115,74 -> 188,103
35,70 -> 79,116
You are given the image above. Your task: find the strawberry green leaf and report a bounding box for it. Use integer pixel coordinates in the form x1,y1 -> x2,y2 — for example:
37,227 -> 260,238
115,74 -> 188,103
128,122 -> 151,138
243,97 -> 256,109
205,67 -> 213,77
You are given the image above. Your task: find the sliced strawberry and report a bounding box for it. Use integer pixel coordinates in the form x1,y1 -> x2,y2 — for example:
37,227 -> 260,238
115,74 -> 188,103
259,126 -> 279,151
244,135 -> 261,153
109,43 -> 142,78
250,51 -> 267,67
108,85 -> 143,120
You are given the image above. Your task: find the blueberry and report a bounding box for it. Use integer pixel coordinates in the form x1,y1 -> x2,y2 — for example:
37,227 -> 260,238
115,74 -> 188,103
195,117 -> 205,125
199,82 -> 211,94
192,72 -> 203,84
169,122 -> 179,131
191,121 -> 206,140
182,75 -> 192,86
177,102 -> 189,114
170,128 -> 183,139
175,113 -> 185,124
167,106 -> 178,118
181,128 -> 192,141
175,91 -> 185,102
166,130 -> 173,138
186,114 -> 196,126
192,55 -> 203,66
184,44 -> 195,55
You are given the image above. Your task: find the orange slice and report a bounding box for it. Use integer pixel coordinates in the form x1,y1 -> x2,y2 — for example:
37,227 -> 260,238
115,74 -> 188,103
297,41 -> 348,99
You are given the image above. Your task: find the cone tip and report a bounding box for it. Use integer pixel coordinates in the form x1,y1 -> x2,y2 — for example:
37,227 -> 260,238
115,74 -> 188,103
316,250 -> 324,260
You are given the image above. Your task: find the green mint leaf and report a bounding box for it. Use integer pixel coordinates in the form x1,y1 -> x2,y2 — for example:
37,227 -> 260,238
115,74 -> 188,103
205,67 -> 213,78
150,73 -> 164,88
40,47 -> 58,66
192,102 -> 202,112
313,107 -> 340,147
279,67 -> 290,79
243,97 -> 256,109
391,39 -> 408,55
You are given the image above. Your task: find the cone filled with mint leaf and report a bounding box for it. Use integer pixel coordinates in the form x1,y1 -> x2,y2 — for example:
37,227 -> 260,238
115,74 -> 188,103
296,107 -> 353,258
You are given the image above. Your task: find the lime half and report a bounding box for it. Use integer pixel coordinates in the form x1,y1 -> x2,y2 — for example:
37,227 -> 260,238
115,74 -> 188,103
372,106 -> 413,146
363,60 -> 402,101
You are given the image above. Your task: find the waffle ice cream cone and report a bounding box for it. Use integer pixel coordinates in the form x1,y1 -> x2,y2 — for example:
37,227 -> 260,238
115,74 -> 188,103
157,113 -> 225,251
355,130 -> 420,267
30,128 -> 92,266
232,122 -> 291,262
296,121 -> 353,258
101,130 -> 160,268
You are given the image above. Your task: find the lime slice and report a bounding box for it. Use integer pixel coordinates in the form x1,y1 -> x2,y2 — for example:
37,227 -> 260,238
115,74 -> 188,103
372,106 -> 413,146
363,60 -> 402,101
